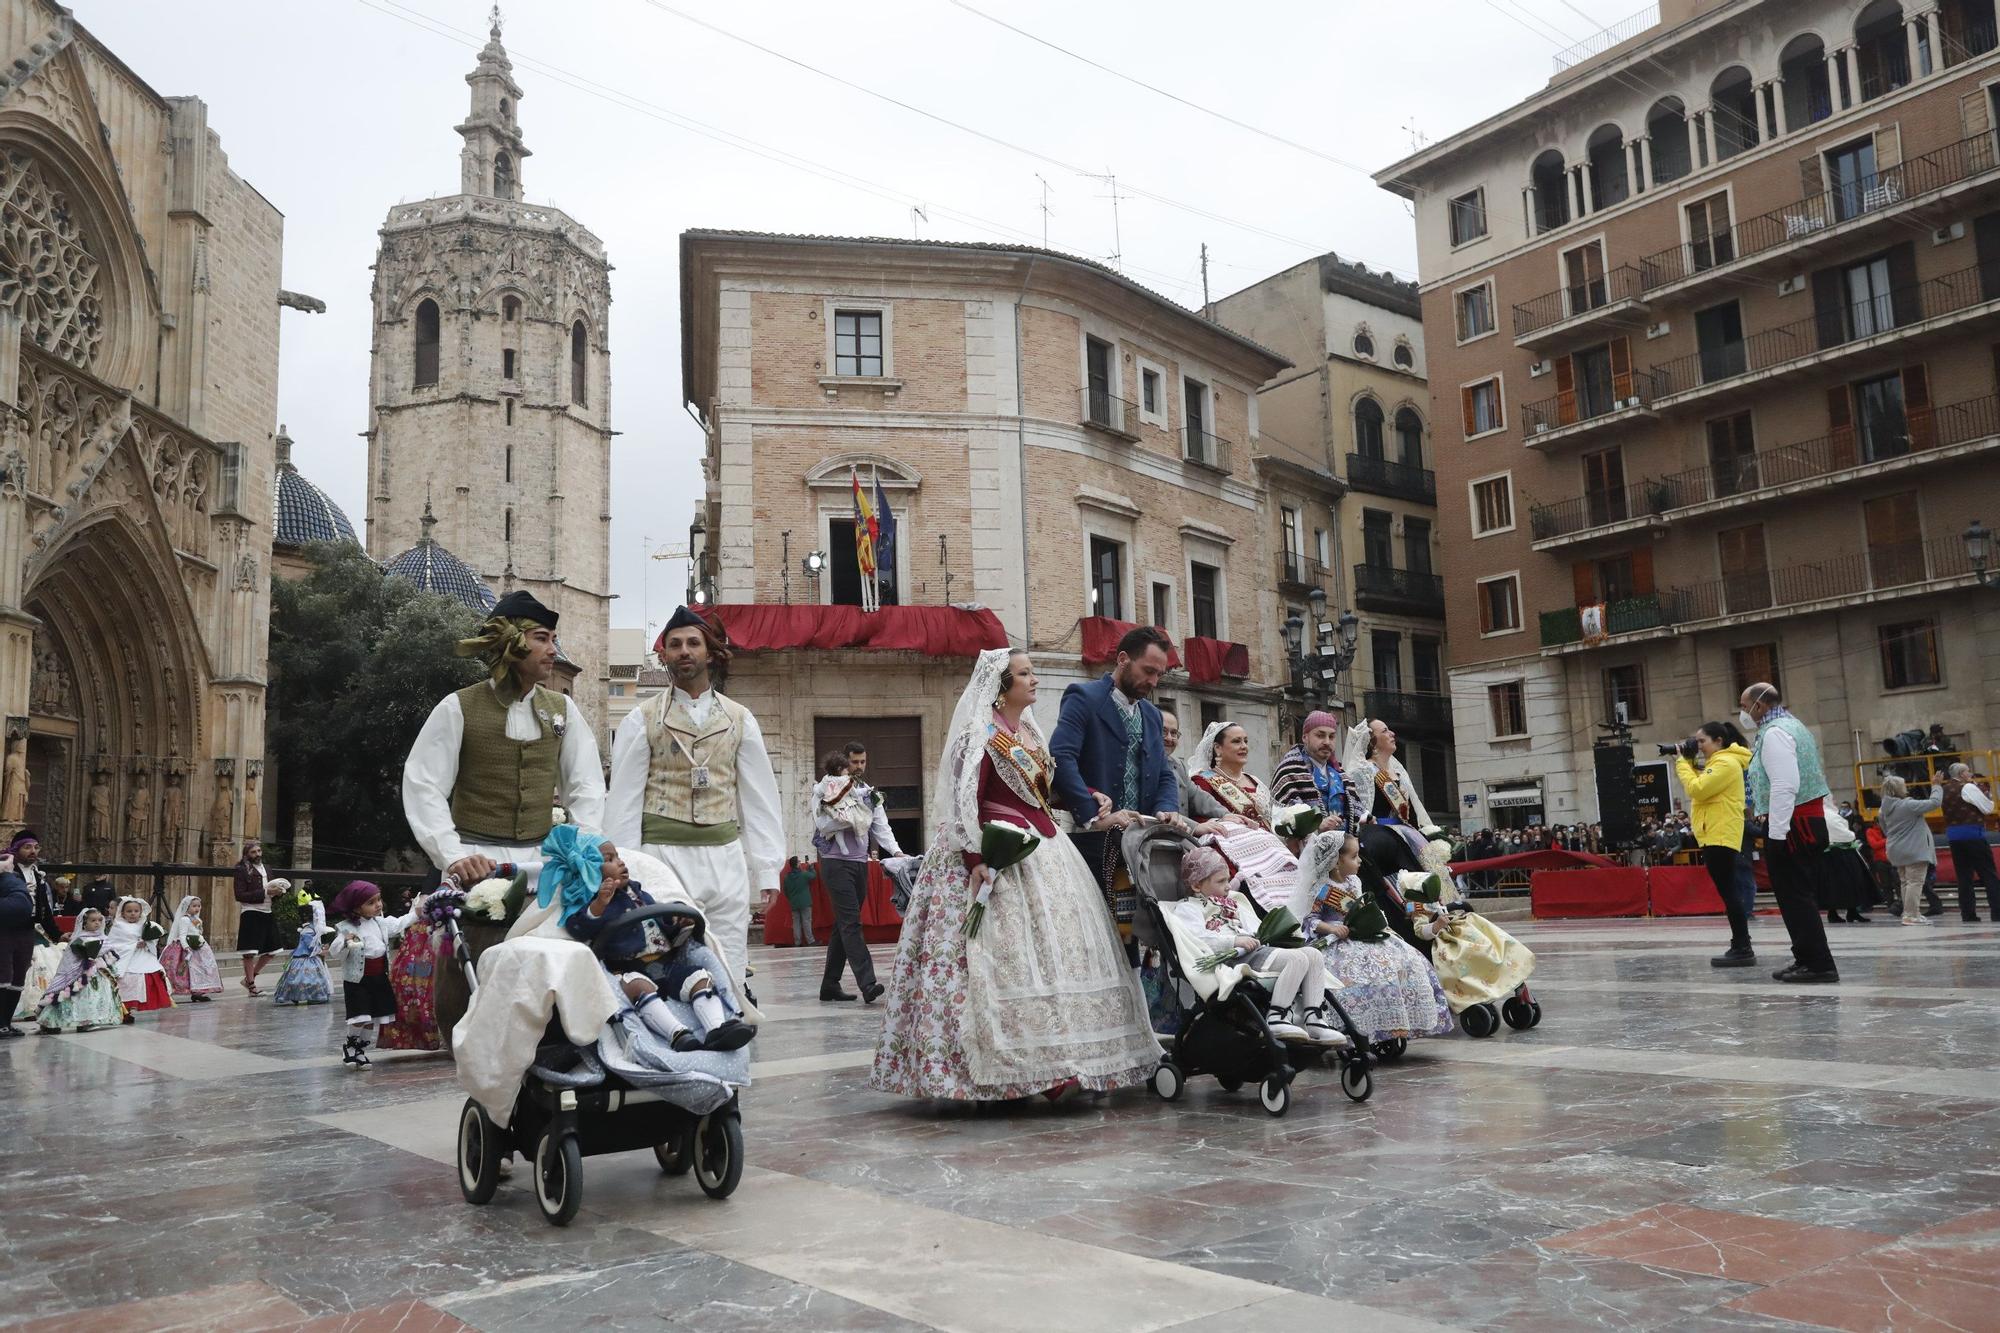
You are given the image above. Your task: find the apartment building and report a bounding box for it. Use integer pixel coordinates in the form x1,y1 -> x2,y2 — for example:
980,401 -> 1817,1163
680,231 -> 1290,854
1214,253 -> 1457,819
1378,0 -> 2000,831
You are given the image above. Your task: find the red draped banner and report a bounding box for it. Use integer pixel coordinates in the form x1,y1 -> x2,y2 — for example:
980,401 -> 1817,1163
1180,635 -> 1250,684
1078,617 -> 1181,668
699,604 -> 1008,657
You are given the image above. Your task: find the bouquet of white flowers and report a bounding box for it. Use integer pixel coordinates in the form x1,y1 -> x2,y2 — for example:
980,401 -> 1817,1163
962,820 -> 1040,939
1273,803 -> 1325,840
463,867 -> 529,925
1196,906 -> 1305,971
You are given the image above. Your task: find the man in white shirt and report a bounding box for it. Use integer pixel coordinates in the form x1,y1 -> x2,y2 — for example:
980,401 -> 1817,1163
606,607 -> 783,986
1942,762 -> 2000,922
402,590 -> 607,893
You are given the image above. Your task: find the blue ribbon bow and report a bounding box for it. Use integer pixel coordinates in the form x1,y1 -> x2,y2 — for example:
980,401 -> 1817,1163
537,824 -> 605,924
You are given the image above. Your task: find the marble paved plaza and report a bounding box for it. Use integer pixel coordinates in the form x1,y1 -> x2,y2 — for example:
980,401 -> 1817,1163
4,913 -> 1998,1332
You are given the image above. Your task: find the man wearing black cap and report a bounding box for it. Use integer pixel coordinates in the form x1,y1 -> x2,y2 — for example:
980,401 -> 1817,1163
606,606 -> 783,986
402,590 -> 607,893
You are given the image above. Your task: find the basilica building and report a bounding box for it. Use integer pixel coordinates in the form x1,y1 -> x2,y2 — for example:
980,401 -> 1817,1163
362,17 -> 613,747
0,0 -> 289,879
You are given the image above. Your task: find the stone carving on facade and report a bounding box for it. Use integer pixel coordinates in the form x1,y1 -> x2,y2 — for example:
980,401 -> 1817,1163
241,759 -> 262,848
0,733 -> 27,826
0,148 -> 105,370
84,764 -> 111,850
123,766 -> 152,854
204,776 -> 234,862
374,225 -> 609,331
28,626 -> 75,717
159,767 -> 185,862
6,37 -> 91,154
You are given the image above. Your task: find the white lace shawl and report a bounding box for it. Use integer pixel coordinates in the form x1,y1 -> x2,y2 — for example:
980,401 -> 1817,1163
926,648 -> 1043,860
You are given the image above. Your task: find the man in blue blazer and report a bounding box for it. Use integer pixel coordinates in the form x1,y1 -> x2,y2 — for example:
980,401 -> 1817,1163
1050,627 -> 1183,916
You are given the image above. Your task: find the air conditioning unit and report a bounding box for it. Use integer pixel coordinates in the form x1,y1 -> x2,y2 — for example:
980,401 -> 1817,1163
1776,275 -> 1806,297
1645,321 -> 1671,339
1528,359 -> 1552,378
1934,221 -> 1967,245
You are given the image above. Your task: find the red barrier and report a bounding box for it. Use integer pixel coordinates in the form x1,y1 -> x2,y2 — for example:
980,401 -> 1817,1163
1648,864 -> 1727,916
762,862 -> 903,947
1530,867 -> 1650,918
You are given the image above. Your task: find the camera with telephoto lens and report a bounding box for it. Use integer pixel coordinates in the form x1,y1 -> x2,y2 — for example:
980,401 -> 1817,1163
1655,738 -> 1700,760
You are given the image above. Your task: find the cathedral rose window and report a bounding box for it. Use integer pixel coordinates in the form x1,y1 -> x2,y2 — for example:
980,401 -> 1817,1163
0,150 -> 105,369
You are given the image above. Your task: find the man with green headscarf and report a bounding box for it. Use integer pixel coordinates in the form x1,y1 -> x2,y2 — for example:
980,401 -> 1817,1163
402,590 -> 606,894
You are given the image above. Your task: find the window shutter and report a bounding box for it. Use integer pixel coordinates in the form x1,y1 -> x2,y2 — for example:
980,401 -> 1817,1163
1902,364 -> 1933,449
1461,385 -> 1478,436
1609,335 -> 1634,402
1964,88 -> 1994,144
1799,151 -> 1826,203
1555,354 -> 1577,426
1811,266 -> 1848,349
1631,546 -> 1655,596
1827,383 -> 1856,468
1874,124 -> 1902,175
1572,561 -> 1596,607
1886,242 -> 1920,327
1478,582 -> 1494,633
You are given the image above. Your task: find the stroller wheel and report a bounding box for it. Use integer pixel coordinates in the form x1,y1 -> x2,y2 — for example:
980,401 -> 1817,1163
693,1111 -> 745,1199
1461,1003 -> 1498,1039
654,1125 -> 694,1176
1258,1075 -> 1291,1117
1216,1076 -> 1244,1093
1340,1060 -> 1373,1103
533,1129 -> 582,1227
1150,1060 -> 1185,1102
457,1099 -> 502,1205
1375,1037 -> 1408,1063
1502,997 -> 1534,1031
1529,1001 -> 1544,1028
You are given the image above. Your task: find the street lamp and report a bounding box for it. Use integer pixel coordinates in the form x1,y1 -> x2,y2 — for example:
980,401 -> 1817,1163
1285,594 -> 1361,709
1966,519 -> 1994,587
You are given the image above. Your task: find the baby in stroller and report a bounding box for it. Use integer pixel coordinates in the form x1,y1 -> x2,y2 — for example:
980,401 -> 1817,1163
1164,846 -> 1340,1045
564,841 -> 753,1053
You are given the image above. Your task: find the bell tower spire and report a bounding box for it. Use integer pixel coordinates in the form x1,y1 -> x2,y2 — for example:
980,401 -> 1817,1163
457,5 -> 529,200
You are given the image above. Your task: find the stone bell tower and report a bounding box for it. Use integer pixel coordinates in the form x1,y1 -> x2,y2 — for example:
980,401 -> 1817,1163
363,6 -> 613,744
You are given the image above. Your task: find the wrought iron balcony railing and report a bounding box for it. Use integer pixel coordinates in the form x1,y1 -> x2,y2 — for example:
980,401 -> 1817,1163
1345,452 -> 1436,504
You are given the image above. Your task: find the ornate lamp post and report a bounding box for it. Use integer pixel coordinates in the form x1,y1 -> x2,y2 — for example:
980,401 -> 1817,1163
1285,586 -> 1360,710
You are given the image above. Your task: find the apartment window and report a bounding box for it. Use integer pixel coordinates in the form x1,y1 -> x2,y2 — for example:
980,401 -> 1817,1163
1718,523 -> 1773,613
1150,580 -> 1172,631
1864,491 -> 1926,587
1731,643 -> 1781,696
1471,474 -> 1513,535
1456,282 -> 1495,341
1582,447 -> 1628,527
1574,341 -> 1616,419
1084,336 -> 1115,427
1603,663 -> 1649,723
608,683 -> 626,697
1372,631 -> 1403,691
1089,536 -> 1124,619
1314,528 -> 1330,566
1706,413 -> 1758,497
1488,681 -> 1528,738
1592,553 -> 1638,604
1141,366 -> 1161,415
1563,240 -> 1608,315
1396,409 -> 1424,468
1696,300 -> 1746,382
1200,701 -> 1225,732
1853,371 -> 1909,461
1826,137 -> 1880,223
1183,377 -> 1212,461
1686,193 -> 1734,271
1362,509 -> 1394,568
1448,187 -> 1488,245
1462,377 -> 1502,436
1478,574 -> 1522,634
1842,253 -> 1897,340
1879,618 -> 1941,689
1404,518 -> 1432,575
1280,506 -> 1302,581
1190,562 -> 1220,639
834,310 -> 884,377
502,347 -> 516,380
1412,637 -> 1442,694
1354,397 -> 1385,459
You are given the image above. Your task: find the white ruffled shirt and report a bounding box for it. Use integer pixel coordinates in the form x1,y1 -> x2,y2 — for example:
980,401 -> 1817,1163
603,685 -> 785,885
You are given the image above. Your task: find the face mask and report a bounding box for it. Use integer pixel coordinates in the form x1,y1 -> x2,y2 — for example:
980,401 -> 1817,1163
1737,709 -> 1758,733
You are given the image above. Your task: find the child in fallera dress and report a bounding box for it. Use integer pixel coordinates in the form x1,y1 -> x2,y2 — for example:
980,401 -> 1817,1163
36,908 -> 126,1033
326,881 -> 423,1067
1297,833 -> 1453,1043
159,894 -> 223,1002
271,889 -> 332,1006
105,896 -> 174,1016
1163,845 -> 1341,1043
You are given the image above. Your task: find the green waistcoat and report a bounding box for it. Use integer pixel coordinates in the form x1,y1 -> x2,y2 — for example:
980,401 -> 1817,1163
449,682 -> 562,845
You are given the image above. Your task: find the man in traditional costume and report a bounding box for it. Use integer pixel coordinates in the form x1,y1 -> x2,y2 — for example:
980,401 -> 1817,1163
606,607 -> 783,986
1271,710 -> 1348,834
402,590 -> 607,894
1739,681 -> 1839,983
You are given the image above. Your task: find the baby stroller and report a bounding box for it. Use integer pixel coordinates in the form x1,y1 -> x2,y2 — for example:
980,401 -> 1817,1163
1124,824 -> 1373,1113
446,900 -> 752,1226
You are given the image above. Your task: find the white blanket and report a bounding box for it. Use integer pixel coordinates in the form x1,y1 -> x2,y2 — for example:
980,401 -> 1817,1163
452,936 -> 624,1128
1156,892 -> 1330,1003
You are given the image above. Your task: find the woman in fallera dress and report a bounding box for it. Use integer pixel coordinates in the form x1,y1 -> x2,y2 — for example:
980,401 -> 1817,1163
870,648 -> 1161,1103
1189,722 -> 1302,911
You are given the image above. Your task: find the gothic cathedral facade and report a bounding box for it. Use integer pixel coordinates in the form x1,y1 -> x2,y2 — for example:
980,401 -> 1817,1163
363,16 -> 613,743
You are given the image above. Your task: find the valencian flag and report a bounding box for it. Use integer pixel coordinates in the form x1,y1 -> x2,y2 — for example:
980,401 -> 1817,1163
851,465 -> 877,580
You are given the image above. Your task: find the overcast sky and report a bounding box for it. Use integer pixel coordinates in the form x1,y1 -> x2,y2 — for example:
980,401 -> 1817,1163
79,0 -> 1637,641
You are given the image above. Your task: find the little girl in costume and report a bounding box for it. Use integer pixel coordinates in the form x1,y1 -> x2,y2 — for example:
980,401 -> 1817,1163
159,895 -> 223,1002
106,897 -> 174,1015
1162,845 -> 1340,1044
326,881 -> 423,1067
271,888 -> 332,1006
1291,832 -> 1452,1043
36,909 -> 125,1032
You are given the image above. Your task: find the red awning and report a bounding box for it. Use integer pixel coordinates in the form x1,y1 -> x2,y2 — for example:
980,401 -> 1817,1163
1449,847 -> 1622,874
1181,636 -> 1249,684
1079,617 -> 1181,668
696,604 -> 1009,656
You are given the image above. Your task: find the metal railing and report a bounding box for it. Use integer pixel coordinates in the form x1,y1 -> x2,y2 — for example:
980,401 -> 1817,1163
1639,132 -> 2000,292
1277,551 -> 1328,588
1551,3 -> 1658,72
1363,688 -> 1454,734
1522,368 -> 1658,437
1539,593 -> 1673,648
1512,263 -> 1649,339
1650,263 -> 1994,401
1353,563 -> 1446,615
1345,452 -> 1437,503
1183,426 -> 1233,473
40,862 -> 432,928
1080,386 -> 1138,437
1668,533 -> 1972,622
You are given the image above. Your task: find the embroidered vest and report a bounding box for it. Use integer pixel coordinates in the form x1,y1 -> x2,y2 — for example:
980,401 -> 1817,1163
641,689 -> 747,826
449,683 -> 563,845
1942,779 -> 1986,830
1748,714 -> 1830,815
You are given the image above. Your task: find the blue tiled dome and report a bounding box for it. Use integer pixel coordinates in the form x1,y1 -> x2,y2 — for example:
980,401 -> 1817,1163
271,427 -> 357,547
383,502 -> 496,613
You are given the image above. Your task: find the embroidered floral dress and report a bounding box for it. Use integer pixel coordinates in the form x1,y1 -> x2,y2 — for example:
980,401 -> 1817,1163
871,670 -> 1160,1102
272,905 -> 332,1006
1190,768 -> 1300,911
1303,874 -> 1452,1041
375,921 -> 443,1050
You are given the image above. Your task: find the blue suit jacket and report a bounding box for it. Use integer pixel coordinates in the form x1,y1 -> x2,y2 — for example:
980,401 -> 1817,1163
1049,675 -> 1179,824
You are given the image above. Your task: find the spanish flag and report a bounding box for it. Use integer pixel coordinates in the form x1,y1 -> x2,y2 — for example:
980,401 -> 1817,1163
851,465 -> 877,579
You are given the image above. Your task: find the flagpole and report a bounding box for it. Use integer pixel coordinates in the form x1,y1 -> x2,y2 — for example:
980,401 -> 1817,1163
870,463 -> 882,613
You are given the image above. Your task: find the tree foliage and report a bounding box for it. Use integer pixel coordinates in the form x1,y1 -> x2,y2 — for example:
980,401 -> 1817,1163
269,542 -> 484,867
